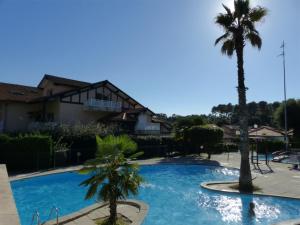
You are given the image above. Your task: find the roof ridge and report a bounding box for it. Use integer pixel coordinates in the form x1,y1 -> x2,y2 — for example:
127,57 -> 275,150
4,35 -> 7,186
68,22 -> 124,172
44,74 -> 91,84
0,82 -> 40,89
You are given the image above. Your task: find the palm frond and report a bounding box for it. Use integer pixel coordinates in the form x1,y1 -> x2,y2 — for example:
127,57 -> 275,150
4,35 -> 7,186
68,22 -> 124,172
245,32 -> 262,49
79,135 -> 143,212
234,0 -> 250,19
215,14 -> 234,29
241,20 -> 254,32
221,40 -> 235,56
80,175 -> 97,186
128,151 -> 144,160
215,33 -> 229,45
99,183 -> 111,202
222,4 -> 233,18
249,6 -> 267,22
78,166 -> 96,174
84,182 -> 98,200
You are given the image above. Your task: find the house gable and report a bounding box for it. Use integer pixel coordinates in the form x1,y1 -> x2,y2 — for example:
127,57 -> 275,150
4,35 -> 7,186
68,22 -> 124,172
58,80 -> 149,112
38,74 -> 91,97
249,126 -> 284,137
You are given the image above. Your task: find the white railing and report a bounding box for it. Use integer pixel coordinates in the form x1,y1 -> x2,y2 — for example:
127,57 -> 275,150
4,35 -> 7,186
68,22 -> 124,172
135,124 -> 161,135
84,99 -> 122,112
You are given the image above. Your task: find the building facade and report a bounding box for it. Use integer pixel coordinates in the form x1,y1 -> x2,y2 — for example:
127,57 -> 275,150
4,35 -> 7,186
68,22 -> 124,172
0,74 -> 170,134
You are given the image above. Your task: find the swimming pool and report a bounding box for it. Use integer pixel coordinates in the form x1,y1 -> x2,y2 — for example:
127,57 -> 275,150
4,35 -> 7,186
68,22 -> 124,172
11,164 -> 300,225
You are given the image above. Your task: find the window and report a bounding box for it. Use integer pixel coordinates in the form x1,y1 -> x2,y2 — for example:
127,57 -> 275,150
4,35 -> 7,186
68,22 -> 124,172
96,93 -> 108,100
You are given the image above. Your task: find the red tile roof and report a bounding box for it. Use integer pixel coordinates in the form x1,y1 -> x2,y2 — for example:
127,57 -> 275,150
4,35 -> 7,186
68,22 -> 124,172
0,82 -> 42,103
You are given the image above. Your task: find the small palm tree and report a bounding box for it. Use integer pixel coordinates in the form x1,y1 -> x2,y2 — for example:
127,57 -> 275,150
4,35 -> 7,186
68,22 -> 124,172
79,135 -> 143,225
215,0 -> 267,191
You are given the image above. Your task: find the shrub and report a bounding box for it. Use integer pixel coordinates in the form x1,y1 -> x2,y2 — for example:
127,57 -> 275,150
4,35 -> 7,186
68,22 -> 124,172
253,140 -> 285,153
131,136 -> 165,158
0,134 -> 53,171
28,123 -> 118,165
183,124 -> 224,157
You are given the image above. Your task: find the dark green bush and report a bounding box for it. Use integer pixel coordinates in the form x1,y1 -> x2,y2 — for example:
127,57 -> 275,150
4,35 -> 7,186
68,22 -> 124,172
131,136 -> 168,158
183,124 -> 224,157
61,135 -> 96,164
0,134 -> 53,171
250,140 -> 285,153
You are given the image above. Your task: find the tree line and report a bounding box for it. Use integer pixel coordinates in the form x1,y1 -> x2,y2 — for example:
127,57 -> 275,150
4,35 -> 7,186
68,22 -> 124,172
156,98 -> 300,138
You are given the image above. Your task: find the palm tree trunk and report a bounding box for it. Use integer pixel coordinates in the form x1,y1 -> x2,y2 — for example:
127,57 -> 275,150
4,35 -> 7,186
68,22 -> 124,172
109,197 -> 117,225
235,35 -> 253,191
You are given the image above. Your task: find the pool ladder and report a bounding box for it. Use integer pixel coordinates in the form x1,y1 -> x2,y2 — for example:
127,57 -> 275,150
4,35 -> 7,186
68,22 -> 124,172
30,206 -> 59,225
30,210 -> 40,225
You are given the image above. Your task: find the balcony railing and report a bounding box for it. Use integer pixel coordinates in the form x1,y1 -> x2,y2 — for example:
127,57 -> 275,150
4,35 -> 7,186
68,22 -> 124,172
135,124 -> 161,135
84,99 -> 122,112
135,130 -> 161,135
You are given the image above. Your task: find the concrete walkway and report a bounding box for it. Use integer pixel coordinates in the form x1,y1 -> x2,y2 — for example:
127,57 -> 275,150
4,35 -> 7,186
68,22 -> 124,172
0,165 -> 20,225
44,200 -> 148,225
206,153 -> 300,199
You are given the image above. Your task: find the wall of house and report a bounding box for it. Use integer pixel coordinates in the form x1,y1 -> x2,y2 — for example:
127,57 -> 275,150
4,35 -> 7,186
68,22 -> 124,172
135,112 -> 160,133
3,102 -> 41,132
45,100 -> 60,122
58,102 -> 109,124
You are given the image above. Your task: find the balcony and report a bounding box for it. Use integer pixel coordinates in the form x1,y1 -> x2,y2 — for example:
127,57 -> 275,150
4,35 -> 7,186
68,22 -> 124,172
84,99 -> 122,112
135,124 -> 161,135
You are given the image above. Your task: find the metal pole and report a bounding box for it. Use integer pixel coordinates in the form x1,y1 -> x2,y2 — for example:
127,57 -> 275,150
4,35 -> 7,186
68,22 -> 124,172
279,41 -> 289,151
281,41 -> 289,152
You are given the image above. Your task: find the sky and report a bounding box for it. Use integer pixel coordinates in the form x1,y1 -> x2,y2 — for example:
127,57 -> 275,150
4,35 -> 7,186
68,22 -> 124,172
0,0 -> 299,116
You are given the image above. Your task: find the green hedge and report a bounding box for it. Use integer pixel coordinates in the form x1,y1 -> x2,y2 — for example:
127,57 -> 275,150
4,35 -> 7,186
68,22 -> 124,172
0,134 -> 53,171
183,124 -> 223,156
249,140 -> 284,153
61,135 -> 96,164
131,136 -> 164,158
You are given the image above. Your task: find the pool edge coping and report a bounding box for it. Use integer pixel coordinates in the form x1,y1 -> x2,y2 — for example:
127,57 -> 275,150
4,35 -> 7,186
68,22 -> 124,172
201,180 -> 300,200
9,161 -> 239,182
0,164 -> 21,225
43,200 -> 148,225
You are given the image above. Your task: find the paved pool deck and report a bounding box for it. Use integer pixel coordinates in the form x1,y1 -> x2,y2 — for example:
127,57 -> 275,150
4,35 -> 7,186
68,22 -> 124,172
206,153 -> 300,199
0,165 -> 20,225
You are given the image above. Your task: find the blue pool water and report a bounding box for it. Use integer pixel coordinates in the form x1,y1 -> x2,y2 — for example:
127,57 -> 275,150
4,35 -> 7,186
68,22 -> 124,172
11,164 -> 300,225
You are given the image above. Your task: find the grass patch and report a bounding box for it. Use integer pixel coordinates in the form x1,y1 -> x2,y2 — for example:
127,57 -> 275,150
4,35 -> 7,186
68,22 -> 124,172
229,183 -> 262,192
94,215 -> 131,225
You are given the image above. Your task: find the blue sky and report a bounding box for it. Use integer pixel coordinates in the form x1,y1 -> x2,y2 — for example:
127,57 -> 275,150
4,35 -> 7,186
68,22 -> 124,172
0,0 -> 299,115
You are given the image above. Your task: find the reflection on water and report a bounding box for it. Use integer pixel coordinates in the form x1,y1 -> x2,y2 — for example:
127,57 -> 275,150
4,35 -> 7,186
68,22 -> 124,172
197,191 -> 281,224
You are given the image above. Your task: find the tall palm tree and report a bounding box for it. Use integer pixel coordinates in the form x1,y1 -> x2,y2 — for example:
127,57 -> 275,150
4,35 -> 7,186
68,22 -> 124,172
215,0 -> 267,191
79,135 -> 143,225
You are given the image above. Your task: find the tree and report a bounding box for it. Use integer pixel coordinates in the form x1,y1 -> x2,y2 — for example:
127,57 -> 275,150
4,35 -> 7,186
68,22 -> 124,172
215,0 -> 267,191
183,124 -> 223,159
274,99 -> 300,139
79,135 -> 143,225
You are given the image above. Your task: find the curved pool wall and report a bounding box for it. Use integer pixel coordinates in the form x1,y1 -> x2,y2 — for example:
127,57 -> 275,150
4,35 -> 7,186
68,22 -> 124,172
11,164 -> 300,225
